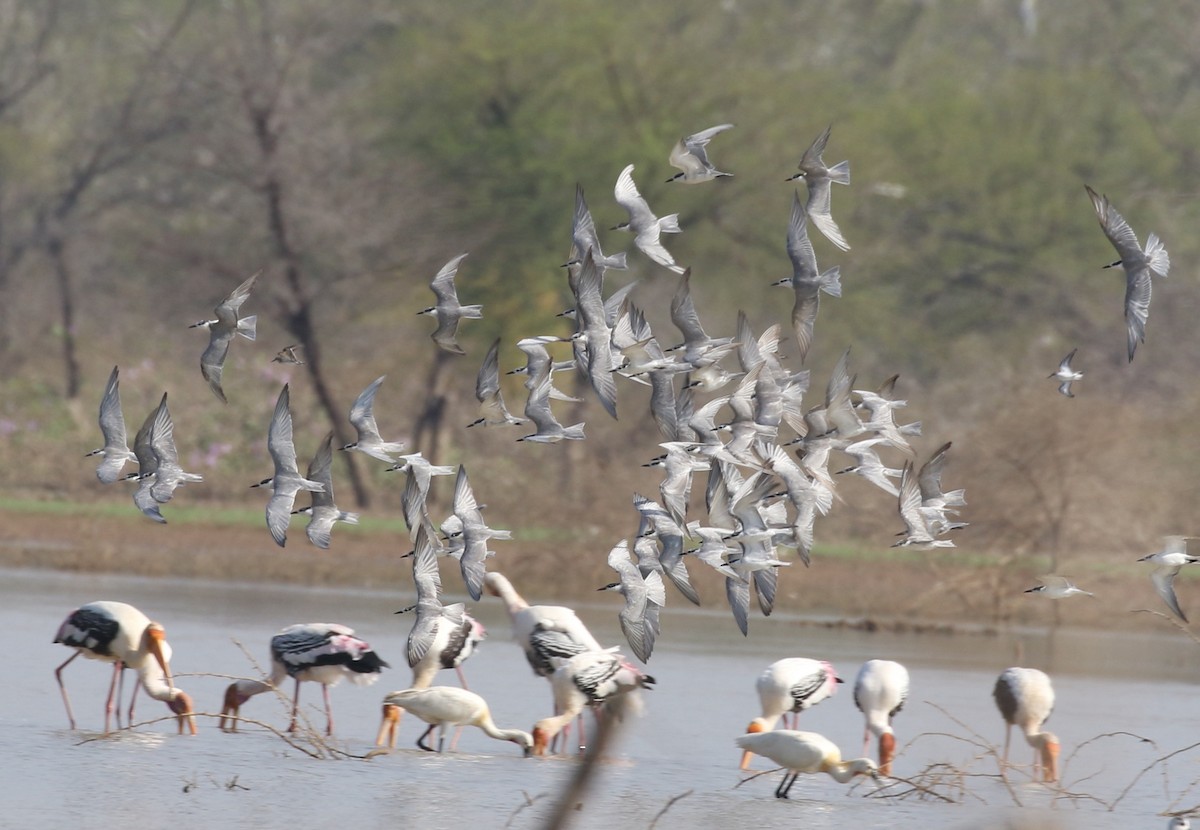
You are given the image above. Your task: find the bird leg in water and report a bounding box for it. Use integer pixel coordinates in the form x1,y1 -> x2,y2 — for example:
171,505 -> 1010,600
54,651 -> 82,730
416,723 -> 438,752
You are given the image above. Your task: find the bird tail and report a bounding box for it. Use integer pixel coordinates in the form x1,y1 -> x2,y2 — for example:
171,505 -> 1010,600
828,160 -> 850,186
237,315 -> 258,341
819,266 -> 842,298
941,488 -> 967,507
658,214 -> 683,234
460,304 -> 485,319
339,511 -> 360,525
562,423 -> 586,440
599,251 -> 628,270
1145,233 -> 1170,278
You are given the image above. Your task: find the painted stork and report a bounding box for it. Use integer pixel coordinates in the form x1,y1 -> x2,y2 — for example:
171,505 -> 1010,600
993,666 -> 1059,783
853,659 -> 909,776
219,623 -> 388,735
53,600 -> 196,734
740,658 -> 842,769
531,649 -> 655,755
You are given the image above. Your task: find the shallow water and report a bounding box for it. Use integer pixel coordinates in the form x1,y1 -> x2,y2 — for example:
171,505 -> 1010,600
5,567 -> 1198,829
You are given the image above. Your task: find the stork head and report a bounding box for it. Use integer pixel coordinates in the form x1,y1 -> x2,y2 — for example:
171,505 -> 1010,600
169,691 -> 197,735
740,718 -> 768,770
374,703 -> 401,749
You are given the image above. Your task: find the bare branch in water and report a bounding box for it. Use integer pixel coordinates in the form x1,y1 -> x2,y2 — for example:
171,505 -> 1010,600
648,789 -> 693,828
505,791 -> 548,829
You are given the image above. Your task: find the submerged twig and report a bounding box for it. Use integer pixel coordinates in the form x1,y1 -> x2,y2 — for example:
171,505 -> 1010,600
505,791 -> 548,829
647,789 -> 693,828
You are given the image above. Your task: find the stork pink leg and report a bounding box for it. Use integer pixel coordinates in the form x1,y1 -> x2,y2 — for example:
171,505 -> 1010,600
455,666 -> 470,690
322,683 -> 334,736
103,661 -> 124,733
126,677 -> 139,727
289,677 -> 302,732
54,651 -> 81,730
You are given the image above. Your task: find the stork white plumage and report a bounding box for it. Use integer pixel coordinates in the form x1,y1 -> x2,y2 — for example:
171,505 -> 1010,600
483,571 -> 604,678
376,687 -> 532,755
53,600 -> 196,735
219,623 -> 388,736
735,730 -> 878,798
853,659 -> 909,775
531,649 -> 655,756
993,666 -> 1059,782
740,658 -> 842,769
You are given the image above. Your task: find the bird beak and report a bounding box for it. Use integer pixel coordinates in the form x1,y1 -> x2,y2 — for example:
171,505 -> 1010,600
1043,740 -> 1060,783
375,704 -> 400,748
393,605 -> 417,614
219,683 -> 240,732
172,691 -> 198,735
739,749 -> 754,770
597,582 -> 619,592
879,732 -> 895,777
145,624 -> 174,689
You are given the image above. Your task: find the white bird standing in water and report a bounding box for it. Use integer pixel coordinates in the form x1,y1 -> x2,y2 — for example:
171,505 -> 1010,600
86,366 -> 136,484
735,730 -> 878,798
666,123 -> 735,184
220,623 -> 388,736
190,270 -> 259,403
1048,349 -> 1083,397
53,601 -> 196,734
853,659 -> 909,776
1138,536 -> 1200,623
741,658 -> 842,769
531,649 -> 654,755
376,687 -> 532,755
993,666 -> 1059,783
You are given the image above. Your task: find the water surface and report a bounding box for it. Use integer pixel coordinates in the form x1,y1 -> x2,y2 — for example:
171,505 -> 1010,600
6,568 -> 1197,829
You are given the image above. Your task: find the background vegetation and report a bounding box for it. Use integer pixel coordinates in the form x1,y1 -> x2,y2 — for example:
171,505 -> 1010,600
1,0 -> 1197,624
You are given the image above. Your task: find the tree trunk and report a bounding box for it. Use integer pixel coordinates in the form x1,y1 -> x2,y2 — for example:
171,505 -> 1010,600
47,236 -> 81,399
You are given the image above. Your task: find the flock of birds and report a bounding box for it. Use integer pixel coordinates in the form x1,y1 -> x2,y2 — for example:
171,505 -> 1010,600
62,121 -> 1191,819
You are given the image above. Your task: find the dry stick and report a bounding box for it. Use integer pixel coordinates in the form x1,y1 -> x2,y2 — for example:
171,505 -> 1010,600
922,702 -> 1028,806
869,773 -> 956,804
538,708 -> 625,830
1132,609 -> 1200,646
732,767 -> 785,789
1109,740 -> 1200,813
505,791 -> 549,829
647,789 -> 693,828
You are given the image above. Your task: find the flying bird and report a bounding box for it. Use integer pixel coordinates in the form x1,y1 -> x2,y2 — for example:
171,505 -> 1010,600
612,164 -> 686,274
1023,575 -> 1093,599
993,667 -> 1059,783
666,123 -> 734,183
419,253 -> 481,355
787,126 -> 850,251
271,344 -> 304,365
1048,349 -> 1083,397
1138,536 -> 1200,623
568,185 -> 627,271
341,375 -> 406,462
190,270 -> 259,403
1085,185 -> 1170,362
777,191 -> 842,363
292,432 -> 359,549
86,366 -> 136,484
598,540 -> 665,663
144,393 -> 203,505
220,623 -> 388,735
53,600 -> 196,734
467,338 -> 524,427
251,384 -> 324,547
